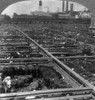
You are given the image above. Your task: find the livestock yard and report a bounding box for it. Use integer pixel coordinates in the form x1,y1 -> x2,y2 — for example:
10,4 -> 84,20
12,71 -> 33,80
0,2 -> 95,99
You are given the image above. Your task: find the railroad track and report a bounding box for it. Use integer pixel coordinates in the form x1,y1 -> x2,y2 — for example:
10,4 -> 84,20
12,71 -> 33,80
0,87 -> 93,100
0,24 -> 95,100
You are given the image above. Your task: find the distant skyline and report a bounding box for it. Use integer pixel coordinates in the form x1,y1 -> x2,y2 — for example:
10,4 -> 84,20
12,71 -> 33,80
1,0 -> 88,17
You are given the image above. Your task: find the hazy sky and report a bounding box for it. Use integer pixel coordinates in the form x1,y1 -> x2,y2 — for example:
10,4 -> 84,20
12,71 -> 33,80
2,0 -> 87,17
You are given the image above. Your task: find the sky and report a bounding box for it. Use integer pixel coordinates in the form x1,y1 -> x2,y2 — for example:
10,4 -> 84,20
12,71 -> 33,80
1,0 -> 87,17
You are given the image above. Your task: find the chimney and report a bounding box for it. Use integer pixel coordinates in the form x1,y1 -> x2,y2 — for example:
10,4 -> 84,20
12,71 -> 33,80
66,1 -> 69,12
70,3 -> 74,12
62,0 -> 65,12
39,0 -> 42,7
39,0 -> 42,12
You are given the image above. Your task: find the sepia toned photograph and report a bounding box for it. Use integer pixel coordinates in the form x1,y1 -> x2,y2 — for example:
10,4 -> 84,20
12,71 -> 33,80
0,0 -> 95,100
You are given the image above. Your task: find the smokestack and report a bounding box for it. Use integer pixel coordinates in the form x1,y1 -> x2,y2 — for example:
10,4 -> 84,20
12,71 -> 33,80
62,0 -> 65,12
39,0 -> 42,11
70,3 -> 74,12
39,0 -> 42,6
66,1 -> 69,12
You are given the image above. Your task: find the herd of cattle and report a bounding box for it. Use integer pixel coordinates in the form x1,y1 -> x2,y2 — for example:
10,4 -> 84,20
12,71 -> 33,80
0,26 -> 72,93
18,22 -> 95,87
0,20 -> 95,94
